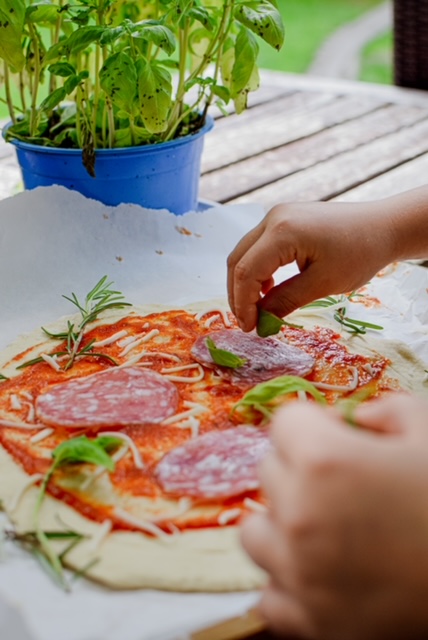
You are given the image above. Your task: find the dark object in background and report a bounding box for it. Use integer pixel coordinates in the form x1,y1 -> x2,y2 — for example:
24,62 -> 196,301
394,0 -> 428,90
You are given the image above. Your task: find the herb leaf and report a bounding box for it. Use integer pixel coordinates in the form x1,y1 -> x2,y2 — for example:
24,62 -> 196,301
31,435 -> 120,590
206,337 -> 247,369
233,374 -> 327,418
257,308 -> 303,337
51,435 -> 121,472
302,294 -> 383,335
256,309 -> 284,337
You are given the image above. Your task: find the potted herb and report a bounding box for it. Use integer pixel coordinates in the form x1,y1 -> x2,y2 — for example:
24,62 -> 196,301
0,0 -> 284,214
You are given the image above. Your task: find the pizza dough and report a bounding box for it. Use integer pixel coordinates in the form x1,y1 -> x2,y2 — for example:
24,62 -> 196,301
0,300 -> 427,592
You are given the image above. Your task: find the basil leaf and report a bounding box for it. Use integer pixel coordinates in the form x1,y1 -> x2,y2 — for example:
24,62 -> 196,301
257,308 -> 285,337
52,436 -> 118,472
233,374 -> 327,415
206,336 -> 247,369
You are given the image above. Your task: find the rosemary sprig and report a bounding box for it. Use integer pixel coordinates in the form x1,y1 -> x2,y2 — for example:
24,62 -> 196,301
302,293 -> 383,335
18,276 -> 131,371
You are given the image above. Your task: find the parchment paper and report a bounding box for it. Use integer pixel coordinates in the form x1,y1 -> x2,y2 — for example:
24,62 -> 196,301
0,186 -> 428,640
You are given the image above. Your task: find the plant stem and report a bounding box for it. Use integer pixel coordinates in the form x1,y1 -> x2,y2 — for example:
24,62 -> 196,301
3,63 -> 16,124
164,0 -> 235,141
28,22 -> 41,136
19,72 -> 26,113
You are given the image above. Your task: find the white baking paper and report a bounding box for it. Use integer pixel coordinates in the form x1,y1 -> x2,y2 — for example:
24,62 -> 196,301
0,186 -> 428,640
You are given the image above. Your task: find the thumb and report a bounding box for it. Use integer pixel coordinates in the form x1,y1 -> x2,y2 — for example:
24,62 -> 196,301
260,266 -> 331,318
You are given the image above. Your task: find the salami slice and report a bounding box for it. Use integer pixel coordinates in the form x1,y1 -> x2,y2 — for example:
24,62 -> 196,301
191,329 -> 315,383
155,425 -> 271,499
35,367 -> 178,428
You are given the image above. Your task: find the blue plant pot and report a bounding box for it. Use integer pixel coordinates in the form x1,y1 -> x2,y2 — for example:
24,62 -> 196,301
4,116 -> 214,215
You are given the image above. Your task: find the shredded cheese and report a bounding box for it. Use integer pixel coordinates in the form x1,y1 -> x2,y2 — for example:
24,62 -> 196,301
363,363 -> 375,376
177,415 -> 200,438
203,313 -> 220,328
162,363 -> 205,383
10,395 -> 22,410
92,330 -> 128,347
40,353 -> 61,372
20,391 -> 34,401
30,427 -> 54,444
143,351 -> 181,362
101,431 -> 144,469
152,498 -> 193,523
161,404 -> 208,426
117,335 -> 138,348
195,308 -> 232,327
243,497 -> 268,513
312,366 -> 359,392
88,519 -> 113,553
119,353 -> 154,367
8,474 -> 43,512
217,508 -> 242,525
23,402 -> 35,423
0,418 -> 46,430
119,330 -> 160,356
113,508 -> 172,540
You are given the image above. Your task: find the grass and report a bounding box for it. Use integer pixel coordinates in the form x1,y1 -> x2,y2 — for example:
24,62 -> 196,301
359,30 -> 393,84
257,0 -> 386,73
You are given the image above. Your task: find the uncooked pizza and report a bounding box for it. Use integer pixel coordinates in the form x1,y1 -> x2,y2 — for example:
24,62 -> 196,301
0,278 -> 426,591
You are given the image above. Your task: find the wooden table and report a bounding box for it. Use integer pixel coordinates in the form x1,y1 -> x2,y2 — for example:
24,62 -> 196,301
2,70 -> 428,210
2,71 -> 428,640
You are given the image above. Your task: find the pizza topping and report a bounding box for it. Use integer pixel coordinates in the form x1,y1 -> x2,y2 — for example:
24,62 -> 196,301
35,367 -> 179,428
101,431 -> 144,469
192,329 -> 315,383
8,473 -> 43,512
30,427 -> 54,444
0,418 -> 46,430
119,329 -> 160,357
234,375 -> 327,420
143,351 -> 181,362
256,309 -> 286,337
161,403 -> 209,426
10,394 -> 22,410
155,425 -> 271,499
161,363 -> 205,383
88,519 -> 113,553
113,507 -> 173,539
195,308 -> 232,328
92,330 -> 128,347
243,497 -> 268,513
217,508 -> 242,525
40,353 -> 62,372
206,337 -> 247,369
313,366 -> 359,392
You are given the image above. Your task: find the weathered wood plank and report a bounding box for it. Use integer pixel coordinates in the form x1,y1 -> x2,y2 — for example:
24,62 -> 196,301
332,152 -> 428,201
228,116 -> 428,208
201,91 -> 371,173
200,103 -> 428,203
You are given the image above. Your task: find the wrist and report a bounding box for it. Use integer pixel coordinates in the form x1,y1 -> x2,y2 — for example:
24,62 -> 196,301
382,186 -> 428,262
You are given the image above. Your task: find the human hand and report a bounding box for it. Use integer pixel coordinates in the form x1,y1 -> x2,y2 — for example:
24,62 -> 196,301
227,201 -> 396,332
241,394 -> 428,639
